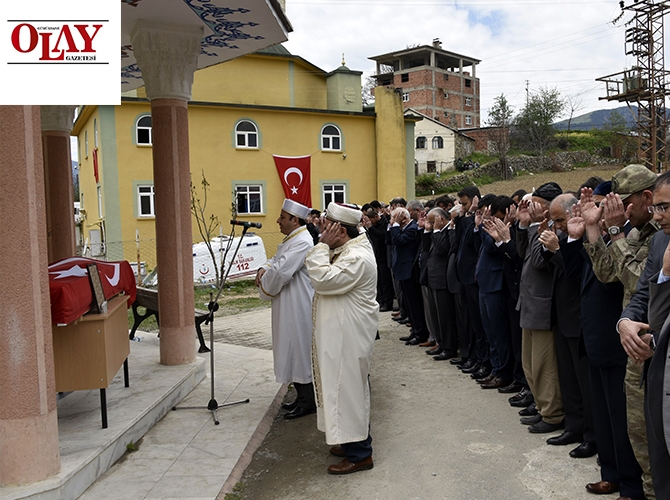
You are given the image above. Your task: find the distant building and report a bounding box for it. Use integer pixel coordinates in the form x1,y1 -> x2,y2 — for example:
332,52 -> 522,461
370,39 -> 480,129
406,109 -> 475,174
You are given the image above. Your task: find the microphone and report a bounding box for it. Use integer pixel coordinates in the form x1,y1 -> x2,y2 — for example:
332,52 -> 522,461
230,219 -> 262,229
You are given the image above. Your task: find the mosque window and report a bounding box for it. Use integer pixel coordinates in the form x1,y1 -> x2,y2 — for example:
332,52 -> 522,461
321,124 -> 342,151
236,185 -> 263,214
136,115 -> 152,145
235,120 -> 259,149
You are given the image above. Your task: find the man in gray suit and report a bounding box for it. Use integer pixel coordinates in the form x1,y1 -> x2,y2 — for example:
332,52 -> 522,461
619,171 -> 670,498
516,182 -> 565,433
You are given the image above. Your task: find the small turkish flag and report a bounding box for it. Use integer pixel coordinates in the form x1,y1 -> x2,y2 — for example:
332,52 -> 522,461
273,155 -> 312,207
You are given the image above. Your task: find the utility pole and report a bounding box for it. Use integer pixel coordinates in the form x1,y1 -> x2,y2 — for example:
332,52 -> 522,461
596,0 -> 670,172
525,80 -> 530,107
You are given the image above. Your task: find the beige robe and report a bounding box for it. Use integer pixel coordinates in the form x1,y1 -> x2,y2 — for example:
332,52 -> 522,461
305,234 -> 379,444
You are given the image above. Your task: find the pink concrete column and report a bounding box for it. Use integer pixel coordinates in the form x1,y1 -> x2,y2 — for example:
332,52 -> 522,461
41,105 -> 77,264
131,22 -> 202,365
0,106 -> 60,485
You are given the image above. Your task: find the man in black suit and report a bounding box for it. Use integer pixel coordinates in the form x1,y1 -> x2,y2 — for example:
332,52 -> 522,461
618,171 -> 670,499
540,194 -> 596,457
561,190 -> 644,500
423,207 -> 458,360
365,209 -> 393,312
455,186 -> 490,379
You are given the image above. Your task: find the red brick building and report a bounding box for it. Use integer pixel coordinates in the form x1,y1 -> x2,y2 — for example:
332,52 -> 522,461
369,39 -> 480,129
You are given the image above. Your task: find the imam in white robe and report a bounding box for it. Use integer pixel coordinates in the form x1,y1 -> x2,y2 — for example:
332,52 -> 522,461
305,234 -> 379,445
259,226 -> 314,384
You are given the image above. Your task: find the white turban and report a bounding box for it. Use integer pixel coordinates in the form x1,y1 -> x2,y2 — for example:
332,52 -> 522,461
325,202 -> 362,226
281,199 -> 311,220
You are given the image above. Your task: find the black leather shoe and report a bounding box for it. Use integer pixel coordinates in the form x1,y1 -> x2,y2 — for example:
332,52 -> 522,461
379,305 -> 393,312
471,366 -> 491,380
426,346 -> 443,355
398,318 -> 411,325
508,387 -> 530,402
546,431 -> 582,446
399,335 -> 413,342
284,406 -> 316,420
392,316 -> 408,322
433,351 -> 456,361
282,400 -> 298,411
458,359 -> 477,370
450,357 -> 466,365
569,441 -> 597,458
520,414 -> 542,425
528,420 -> 564,434
462,362 -> 482,374
498,381 -> 523,394
510,394 -> 535,408
406,337 -> 421,346
518,402 -> 538,416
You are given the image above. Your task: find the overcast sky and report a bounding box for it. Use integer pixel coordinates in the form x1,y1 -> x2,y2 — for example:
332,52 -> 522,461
283,0 -> 653,122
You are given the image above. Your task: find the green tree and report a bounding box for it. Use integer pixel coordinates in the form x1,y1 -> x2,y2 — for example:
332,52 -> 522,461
514,86 -> 565,157
486,94 -> 514,179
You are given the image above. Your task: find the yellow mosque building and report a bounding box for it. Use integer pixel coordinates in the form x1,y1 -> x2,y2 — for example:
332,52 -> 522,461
74,45 -> 416,268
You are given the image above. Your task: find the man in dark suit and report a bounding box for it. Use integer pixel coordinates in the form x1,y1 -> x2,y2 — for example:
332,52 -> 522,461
541,194 -> 596,457
482,197 -> 530,403
474,196 -> 513,388
561,195 -> 644,500
365,209 -> 393,312
423,207 -> 458,359
389,206 -> 428,345
455,186 -> 490,379
618,171 -> 670,499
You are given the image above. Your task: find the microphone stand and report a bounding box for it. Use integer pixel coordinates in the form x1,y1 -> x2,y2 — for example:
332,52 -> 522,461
172,224 -> 253,425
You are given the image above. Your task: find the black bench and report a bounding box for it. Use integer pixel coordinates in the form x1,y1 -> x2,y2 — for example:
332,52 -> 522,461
129,287 -> 211,353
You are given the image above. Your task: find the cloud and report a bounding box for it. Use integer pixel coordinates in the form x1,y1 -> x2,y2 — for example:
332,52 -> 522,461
283,0 -> 649,121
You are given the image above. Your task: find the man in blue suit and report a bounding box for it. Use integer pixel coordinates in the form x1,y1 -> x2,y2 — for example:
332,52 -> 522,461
389,206 -> 428,345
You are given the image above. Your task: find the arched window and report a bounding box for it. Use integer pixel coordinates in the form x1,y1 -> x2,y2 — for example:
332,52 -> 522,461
416,136 -> 426,149
94,118 -> 99,148
136,115 -> 152,145
432,136 -> 443,149
235,120 -> 258,148
321,124 -> 342,151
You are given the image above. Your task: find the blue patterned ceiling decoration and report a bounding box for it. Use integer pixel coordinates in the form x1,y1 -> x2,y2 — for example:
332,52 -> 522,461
184,0 -> 264,54
120,0 -> 291,92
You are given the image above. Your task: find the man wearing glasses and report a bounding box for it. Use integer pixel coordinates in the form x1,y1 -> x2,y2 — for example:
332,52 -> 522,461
581,164 -> 659,499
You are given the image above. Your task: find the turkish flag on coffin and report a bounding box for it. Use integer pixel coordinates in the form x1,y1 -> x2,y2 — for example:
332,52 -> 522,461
273,155 -> 312,208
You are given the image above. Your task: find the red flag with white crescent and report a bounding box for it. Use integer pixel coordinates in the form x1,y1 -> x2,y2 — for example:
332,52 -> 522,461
273,155 -> 312,207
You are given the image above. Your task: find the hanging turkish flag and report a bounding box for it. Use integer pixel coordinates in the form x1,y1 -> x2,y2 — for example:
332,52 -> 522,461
92,148 -> 99,183
273,155 -> 312,207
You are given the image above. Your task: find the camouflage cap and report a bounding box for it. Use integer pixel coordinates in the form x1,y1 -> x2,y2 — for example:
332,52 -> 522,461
611,164 -> 657,201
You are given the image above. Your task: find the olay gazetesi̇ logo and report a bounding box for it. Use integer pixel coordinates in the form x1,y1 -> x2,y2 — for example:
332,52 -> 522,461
8,20 -> 108,63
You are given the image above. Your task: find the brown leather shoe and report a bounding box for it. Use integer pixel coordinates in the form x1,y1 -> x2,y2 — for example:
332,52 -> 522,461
476,373 -> 496,384
419,340 -> 436,347
480,376 -> 509,389
585,481 -> 619,494
327,456 -> 374,475
329,446 -> 345,457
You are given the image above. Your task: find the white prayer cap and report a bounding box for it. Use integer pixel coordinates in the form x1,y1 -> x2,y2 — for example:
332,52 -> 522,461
325,202 -> 362,226
281,199 -> 311,220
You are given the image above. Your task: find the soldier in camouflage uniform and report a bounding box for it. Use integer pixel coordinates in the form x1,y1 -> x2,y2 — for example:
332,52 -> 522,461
581,164 -> 658,499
